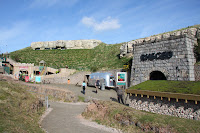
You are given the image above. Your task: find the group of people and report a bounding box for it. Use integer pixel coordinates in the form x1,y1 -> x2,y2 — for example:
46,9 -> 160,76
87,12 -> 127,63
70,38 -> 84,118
82,80 -> 100,95
82,80 -> 125,105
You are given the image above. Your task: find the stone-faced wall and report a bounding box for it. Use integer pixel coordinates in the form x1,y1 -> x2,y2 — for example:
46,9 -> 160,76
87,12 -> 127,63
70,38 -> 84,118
131,34 -> 197,85
120,27 -> 200,58
128,95 -> 200,120
13,63 -> 34,77
31,39 -> 102,50
195,64 -> 200,81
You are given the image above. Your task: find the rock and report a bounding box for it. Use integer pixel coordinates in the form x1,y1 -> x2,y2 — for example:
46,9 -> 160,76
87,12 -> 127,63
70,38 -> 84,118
162,33 -> 170,39
122,120 -> 130,126
129,121 -> 135,125
135,121 -> 142,129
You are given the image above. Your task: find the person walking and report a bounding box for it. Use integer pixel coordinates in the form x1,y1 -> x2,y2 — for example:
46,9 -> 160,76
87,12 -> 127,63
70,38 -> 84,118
67,79 -> 70,84
117,86 -> 124,104
95,79 -> 100,94
82,81 -> 86,95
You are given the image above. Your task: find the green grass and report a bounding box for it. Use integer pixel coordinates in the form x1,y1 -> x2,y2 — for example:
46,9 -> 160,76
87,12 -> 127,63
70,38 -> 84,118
10,43 -> 131,71
78,96 -> 85,102
0,80 -> 45,132
82,100 -> 200,133
129,80 -> 200,95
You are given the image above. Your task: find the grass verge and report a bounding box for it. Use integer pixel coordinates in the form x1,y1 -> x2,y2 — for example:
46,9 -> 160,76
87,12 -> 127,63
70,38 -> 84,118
129,80 -> 200,95
82,100 -> 200,133
78,96 -> 85,102
0,80 -> 45,132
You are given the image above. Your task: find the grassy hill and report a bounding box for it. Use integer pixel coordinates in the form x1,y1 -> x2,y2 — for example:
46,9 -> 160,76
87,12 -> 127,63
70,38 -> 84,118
10,43 -> 131,71
9,25 -> 200,70
0,80 -> 44,132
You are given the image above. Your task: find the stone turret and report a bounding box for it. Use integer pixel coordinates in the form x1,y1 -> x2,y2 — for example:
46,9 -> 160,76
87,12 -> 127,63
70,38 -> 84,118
31,39 -> 102,50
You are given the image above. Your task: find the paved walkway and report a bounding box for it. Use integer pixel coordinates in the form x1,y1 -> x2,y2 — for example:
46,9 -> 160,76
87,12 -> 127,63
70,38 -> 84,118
41,102 -> 121,133
49,84 -> 118,102
41,84 -> 121,133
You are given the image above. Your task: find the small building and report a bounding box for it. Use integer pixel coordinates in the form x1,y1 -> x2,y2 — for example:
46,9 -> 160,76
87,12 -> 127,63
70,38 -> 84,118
131,34 -> 196,85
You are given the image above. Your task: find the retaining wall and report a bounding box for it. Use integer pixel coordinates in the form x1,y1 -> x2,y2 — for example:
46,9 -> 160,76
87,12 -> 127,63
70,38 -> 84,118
195,64 -> 200,81
128,95 -> 200,120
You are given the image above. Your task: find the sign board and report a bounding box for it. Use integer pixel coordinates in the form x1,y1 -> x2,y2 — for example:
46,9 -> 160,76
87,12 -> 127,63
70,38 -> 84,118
116,72 -> 127,87
19,66 -> 29,69
35,76 -> 41,82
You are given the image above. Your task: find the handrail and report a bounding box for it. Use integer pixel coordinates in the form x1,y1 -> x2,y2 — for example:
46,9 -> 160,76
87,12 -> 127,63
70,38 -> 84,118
126,89 -> 200,104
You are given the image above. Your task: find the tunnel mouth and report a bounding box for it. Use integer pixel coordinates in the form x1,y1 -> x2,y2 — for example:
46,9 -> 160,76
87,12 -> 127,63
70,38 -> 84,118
150,71 -> 167,80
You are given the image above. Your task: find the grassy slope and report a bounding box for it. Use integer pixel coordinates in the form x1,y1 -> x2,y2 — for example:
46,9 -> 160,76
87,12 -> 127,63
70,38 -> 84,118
82,101 -> 200,133
129,80 -> 200,95
10,43 -> 131,71
0,80 -> 44,132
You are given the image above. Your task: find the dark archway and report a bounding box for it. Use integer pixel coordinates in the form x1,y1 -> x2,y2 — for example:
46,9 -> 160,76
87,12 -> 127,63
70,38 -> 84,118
150,71 -> 167,80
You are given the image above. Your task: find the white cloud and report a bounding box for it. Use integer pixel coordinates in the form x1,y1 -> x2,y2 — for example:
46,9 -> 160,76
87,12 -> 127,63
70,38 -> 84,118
30,0 -> 78,8
81,16 -> 121,31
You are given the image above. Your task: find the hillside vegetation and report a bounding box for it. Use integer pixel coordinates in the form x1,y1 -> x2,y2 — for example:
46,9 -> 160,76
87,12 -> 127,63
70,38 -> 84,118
0,80 -> 44,132
129,80 -> 200,95
10,43 -> 131,71
83,100 -> 200,133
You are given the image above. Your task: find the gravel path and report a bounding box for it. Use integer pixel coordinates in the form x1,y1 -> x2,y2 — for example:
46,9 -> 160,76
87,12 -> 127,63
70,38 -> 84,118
41,84 -> 121,133
41,102 -> 121,133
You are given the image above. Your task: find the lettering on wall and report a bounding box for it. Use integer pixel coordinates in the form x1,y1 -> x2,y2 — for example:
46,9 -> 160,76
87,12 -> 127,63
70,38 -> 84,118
140,51 -> 173,61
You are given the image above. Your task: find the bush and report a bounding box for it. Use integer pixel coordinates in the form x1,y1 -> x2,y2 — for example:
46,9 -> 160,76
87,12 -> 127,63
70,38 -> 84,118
90,66 -> 98,72
194,39 -> 200,62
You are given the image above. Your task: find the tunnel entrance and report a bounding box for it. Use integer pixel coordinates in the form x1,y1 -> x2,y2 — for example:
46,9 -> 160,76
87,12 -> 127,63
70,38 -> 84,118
150,71 -> 167,80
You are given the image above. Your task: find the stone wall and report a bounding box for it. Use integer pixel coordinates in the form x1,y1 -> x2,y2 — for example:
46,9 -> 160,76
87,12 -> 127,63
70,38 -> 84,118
128,95 -> 200,120
120,27 -> 200,58
195,64 -> 200,81
42,71 -> 91,85
131,34 -> 197,85
24,83 -> 77,102
13,63 -> 35,79
31,39 -> 102,50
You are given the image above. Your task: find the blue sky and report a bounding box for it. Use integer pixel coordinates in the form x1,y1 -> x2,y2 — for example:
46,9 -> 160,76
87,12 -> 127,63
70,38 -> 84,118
0,0 -> 200,53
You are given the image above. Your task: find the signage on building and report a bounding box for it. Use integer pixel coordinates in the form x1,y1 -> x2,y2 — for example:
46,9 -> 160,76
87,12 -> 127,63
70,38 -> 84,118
140,51 -> 173,61
116,72 -> 127,86
19,66 -> 29,69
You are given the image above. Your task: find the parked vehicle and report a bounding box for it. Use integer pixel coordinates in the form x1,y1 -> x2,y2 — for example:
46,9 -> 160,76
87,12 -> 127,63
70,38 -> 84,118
88,72 -> 115,88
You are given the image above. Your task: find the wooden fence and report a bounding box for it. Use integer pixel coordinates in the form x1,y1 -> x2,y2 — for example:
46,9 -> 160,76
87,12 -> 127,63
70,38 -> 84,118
126,89 -> 200,104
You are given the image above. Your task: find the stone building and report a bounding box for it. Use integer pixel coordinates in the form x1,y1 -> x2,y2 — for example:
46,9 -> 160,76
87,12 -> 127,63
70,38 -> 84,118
31,39 -> 102,50
13,63 -> 35,78
130,34 -> 197,85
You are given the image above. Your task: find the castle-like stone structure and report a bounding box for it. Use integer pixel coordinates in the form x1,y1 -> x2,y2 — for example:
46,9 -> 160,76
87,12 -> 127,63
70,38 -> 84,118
31,39 -> 102,50
120,28 -> 200,58
130,32 -> 197,85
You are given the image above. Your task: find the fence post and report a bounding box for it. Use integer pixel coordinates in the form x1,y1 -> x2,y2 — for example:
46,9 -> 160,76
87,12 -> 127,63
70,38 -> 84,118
45,95 -> 48,108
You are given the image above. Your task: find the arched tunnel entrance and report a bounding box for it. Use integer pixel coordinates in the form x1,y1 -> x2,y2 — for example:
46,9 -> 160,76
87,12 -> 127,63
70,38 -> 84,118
150,71 -> 167,80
